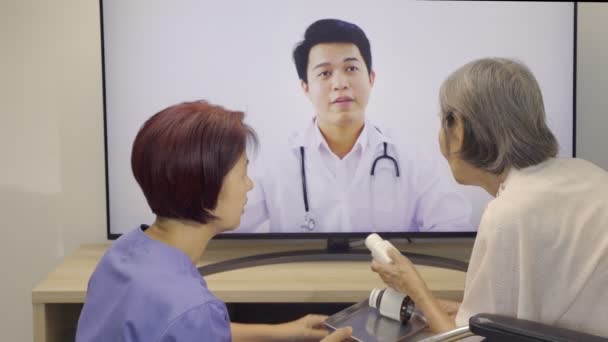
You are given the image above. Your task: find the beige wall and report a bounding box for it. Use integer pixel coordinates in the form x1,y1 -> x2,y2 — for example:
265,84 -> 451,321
0,1 -> 106,341
0,2 -> 606,341
577,3 -> 608,170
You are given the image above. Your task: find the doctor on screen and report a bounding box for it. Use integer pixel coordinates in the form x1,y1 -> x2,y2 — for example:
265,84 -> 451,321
238,18 -> 472,233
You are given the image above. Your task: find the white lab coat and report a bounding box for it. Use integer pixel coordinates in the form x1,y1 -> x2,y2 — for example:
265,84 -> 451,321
237,119 -> 472,233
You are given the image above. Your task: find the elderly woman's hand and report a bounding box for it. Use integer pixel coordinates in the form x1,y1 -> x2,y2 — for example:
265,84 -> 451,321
370,248 -> 427,297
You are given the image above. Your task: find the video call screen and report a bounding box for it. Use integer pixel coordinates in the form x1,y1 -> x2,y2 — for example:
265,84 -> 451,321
102,1 -> 575,237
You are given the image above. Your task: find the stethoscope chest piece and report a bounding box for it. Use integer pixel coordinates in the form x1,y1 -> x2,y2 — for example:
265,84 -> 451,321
301,212 -> 315,231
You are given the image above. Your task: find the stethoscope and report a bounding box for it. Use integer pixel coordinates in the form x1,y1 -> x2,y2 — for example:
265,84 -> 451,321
299,127 -> 400,231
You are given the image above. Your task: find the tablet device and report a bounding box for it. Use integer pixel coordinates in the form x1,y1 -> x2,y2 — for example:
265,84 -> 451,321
324,300 -> 428,342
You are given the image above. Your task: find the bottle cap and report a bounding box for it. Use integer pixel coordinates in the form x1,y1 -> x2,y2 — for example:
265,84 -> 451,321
365,233 -> 383,250
369,288 -> 382,308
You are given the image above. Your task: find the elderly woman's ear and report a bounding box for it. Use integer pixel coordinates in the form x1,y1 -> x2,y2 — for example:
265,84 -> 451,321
447,112 -> 465,155
440,111 -> 465,156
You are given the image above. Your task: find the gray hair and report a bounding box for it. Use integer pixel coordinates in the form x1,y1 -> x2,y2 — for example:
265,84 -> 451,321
439,57 -> 558,174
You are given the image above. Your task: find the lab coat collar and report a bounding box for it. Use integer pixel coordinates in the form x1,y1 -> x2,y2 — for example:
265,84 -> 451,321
312,118 -> 369,156
290,117 -> 393,151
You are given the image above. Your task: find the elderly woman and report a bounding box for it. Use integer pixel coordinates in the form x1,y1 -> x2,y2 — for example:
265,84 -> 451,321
76,101 -> 351,341
372,58 -> 608,337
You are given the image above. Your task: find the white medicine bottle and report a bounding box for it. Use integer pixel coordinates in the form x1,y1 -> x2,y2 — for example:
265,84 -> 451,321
369,287 -> 416,324
365,233 -> 396,264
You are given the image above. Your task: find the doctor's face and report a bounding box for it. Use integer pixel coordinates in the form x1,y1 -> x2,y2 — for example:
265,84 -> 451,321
211,153 -> 254,231
302,43 -> 375,128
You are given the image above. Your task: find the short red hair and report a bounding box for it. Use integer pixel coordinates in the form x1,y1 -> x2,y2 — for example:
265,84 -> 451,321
131,100 -> 257,224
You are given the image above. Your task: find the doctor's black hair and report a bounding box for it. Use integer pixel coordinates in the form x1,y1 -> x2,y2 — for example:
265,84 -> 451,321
293,18 -> 372,83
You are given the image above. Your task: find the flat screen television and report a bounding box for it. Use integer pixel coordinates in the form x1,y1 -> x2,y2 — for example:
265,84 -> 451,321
101,1 -> 575,243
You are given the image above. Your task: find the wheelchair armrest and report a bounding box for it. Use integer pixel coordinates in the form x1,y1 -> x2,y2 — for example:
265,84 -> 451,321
469,313 -> 608,342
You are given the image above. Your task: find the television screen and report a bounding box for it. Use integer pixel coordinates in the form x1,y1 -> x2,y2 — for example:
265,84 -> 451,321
102,0 -> 575,238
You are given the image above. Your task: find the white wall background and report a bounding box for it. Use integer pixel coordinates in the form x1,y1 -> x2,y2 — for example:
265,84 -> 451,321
0,2 -> 606,341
